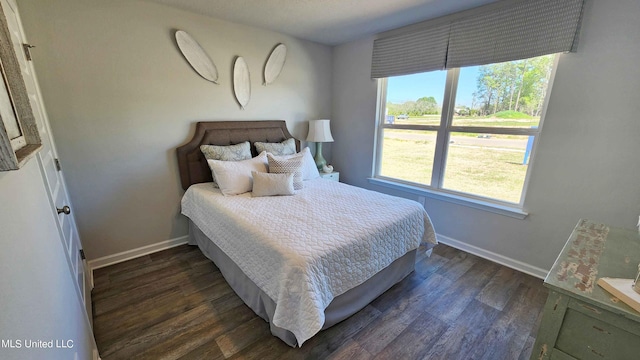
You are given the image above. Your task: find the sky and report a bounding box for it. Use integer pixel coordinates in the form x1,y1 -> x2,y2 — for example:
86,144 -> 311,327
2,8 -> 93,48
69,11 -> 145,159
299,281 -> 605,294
387,66 -> 481,107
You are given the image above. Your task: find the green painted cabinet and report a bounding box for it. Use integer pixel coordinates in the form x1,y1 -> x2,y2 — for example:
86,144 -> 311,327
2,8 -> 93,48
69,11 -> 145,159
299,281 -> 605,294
531,219 -> 640,360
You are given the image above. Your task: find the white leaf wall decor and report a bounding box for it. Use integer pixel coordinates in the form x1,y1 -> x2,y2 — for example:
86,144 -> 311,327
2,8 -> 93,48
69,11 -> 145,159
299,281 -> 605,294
175,30 -> 219,84
264,43 -> 287,85
233,57 -> 251,109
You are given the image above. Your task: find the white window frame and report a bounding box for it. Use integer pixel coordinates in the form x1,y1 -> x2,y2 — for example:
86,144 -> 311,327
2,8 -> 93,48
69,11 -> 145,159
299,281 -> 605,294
371,56 -> 560,218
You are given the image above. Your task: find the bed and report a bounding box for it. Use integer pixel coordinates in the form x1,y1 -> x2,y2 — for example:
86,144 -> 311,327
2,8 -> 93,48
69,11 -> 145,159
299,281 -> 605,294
177,120 -> 437,347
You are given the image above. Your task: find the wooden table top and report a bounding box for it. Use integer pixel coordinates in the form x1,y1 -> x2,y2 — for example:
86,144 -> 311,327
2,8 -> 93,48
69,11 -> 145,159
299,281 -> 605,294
545,219 -> 640,321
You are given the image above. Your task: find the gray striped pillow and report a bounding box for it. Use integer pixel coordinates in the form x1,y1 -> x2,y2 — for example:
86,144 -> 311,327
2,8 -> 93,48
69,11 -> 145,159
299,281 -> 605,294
267,153 -> 304,190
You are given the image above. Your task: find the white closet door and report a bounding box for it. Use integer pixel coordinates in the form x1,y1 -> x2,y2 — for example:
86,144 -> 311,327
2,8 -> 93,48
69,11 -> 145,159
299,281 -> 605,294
1,0 -> 92,324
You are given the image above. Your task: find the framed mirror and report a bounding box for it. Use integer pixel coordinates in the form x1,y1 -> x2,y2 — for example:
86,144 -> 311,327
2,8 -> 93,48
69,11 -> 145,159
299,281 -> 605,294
0,0 -> 41,171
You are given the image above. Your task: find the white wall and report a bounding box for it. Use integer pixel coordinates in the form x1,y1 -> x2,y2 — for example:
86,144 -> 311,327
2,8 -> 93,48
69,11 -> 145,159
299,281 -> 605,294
0,161 -> 94,360
332,0 -> 640,272
18,0 -> 332,260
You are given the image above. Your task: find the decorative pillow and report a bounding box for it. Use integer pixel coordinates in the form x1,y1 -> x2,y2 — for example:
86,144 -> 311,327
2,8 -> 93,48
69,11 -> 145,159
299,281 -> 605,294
255,138 -> 296,156
270,147 -> 320,180
200,141 -> 251,161
251,171 -> 295,197
208,152 -> 268,196
267,153 -> 304,190
201,142 -> 252,188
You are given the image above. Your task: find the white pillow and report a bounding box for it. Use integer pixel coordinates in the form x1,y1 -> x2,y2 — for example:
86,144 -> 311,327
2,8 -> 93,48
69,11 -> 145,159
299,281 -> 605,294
208,152 -> 268,196
251,171 -> 295,197
269,147 -> 320,180
200,142 -> 252,188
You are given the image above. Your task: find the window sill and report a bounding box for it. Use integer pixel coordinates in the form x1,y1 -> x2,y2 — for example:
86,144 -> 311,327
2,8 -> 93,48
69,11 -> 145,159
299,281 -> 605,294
367,178 -> 528,220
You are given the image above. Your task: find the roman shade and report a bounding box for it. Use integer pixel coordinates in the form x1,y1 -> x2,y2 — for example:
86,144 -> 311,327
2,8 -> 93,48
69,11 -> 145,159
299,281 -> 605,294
371,23 -> 449,79
371,0 -> 585,79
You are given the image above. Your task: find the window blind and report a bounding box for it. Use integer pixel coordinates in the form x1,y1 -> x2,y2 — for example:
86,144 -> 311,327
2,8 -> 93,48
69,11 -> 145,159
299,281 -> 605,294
371,0 -> 585,79
447,0 -> 584,68
371,23 -> 449,79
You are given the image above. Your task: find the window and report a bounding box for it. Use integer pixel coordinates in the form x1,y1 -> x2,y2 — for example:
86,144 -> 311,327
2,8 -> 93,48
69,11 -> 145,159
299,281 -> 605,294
375,54 -> 557,207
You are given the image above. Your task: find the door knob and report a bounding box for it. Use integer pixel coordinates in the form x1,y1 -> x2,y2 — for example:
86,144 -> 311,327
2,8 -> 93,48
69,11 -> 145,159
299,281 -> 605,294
57,205 -> 71,215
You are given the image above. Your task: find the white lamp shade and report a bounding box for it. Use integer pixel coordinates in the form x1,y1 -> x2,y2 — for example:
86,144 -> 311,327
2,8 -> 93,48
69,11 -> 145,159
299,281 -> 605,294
306,119 -> 334,142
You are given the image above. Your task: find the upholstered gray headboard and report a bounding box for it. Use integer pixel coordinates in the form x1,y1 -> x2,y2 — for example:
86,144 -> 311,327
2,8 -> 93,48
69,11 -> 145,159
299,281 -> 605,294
176,121 -> 300,190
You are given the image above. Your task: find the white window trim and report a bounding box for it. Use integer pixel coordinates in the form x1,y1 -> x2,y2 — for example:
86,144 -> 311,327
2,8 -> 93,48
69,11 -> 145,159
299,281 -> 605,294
368,177 -> 528,219
372,55 -> 560,217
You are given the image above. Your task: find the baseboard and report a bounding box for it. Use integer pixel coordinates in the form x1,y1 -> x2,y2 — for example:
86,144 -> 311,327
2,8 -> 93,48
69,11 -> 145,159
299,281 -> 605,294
87,235 -> 189,284
86,233 -> 546,286
436,234 -> 549,279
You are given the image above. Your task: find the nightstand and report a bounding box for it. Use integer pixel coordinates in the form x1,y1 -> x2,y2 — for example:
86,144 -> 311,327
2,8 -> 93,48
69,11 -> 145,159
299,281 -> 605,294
319,171 -> 339,182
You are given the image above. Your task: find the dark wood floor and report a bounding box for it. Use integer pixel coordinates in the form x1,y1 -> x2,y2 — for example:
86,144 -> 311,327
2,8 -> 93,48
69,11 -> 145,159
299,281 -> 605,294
92,244 -> 547,360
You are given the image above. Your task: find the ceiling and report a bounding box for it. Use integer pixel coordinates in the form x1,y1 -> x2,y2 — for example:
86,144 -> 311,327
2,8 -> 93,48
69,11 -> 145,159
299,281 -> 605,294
145,0 -> 497,45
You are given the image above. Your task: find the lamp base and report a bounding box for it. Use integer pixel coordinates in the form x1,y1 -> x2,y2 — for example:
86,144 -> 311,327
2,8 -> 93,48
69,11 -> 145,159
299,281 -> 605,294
314,142 -> 326,171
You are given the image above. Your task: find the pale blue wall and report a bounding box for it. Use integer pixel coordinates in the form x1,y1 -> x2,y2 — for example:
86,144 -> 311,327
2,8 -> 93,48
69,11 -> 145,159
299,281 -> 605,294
331,0 -> 640,272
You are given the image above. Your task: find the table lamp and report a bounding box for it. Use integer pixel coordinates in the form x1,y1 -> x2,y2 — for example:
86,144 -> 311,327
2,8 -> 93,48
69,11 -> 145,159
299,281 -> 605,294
306,119 -> 334,172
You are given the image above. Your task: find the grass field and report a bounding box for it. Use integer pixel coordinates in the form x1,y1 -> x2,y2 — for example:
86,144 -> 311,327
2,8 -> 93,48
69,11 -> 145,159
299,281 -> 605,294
379,132 -> 528,204
392,115 -> 539,128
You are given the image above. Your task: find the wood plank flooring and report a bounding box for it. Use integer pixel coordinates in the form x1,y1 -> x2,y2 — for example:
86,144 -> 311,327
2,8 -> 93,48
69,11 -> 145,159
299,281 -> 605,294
92,244 -> 547,360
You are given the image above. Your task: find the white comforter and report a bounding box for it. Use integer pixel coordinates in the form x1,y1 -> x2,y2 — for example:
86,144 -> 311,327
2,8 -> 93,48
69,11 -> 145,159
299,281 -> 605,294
181,179 -> 436,345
